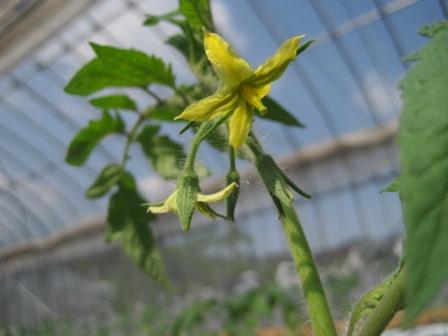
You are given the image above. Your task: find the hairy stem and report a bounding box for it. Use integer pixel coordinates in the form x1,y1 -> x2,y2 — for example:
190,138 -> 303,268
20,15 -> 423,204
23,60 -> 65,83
281,202 -> 338,336
247,133 -> 337,336
357,267 -> 405,336
183,122 -> 210,172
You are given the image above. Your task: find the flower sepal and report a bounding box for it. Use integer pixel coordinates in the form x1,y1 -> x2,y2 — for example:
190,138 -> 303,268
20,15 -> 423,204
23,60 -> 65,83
226,169 -> 240,221
146,174 -> 238,230
176,173 -> 200,231
254,153 -> 310,217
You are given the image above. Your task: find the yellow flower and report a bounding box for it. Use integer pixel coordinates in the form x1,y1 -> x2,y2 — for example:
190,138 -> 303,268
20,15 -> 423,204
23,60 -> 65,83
147,182 -> 238,218
176,31 -> 304,148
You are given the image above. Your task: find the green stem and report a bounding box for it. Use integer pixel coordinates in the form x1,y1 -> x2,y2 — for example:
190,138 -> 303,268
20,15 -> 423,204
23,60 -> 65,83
171,85 -> 190,106
141,87 -> 162,104
281,202 -> 338,336
183,122 -> 210,172
120,114 -> 145,167
247,133 -> 337,336
229,146 -> 236,171
357,268 -> 405,336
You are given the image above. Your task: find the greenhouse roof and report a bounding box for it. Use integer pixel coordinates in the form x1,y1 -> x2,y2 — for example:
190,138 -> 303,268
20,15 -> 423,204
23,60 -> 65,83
0,0 -> 445,249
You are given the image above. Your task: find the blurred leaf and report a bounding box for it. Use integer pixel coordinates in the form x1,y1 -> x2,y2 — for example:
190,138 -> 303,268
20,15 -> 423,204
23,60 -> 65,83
107,173 -> 169,284
90,94 -> 137,111
65,44 -> 175,96
66,111 -> 124,166
381,177 -> 400,193
166,23 -> 205,64
137,125 -> 185,179
166,34 -> 189,57
171,299 -> 218,336
179,0 -> 213,31
86,164 -> 123,198
262,96 -> 305,127
398,21 -> 448,323
143,15 -> 162,26
143,10 -> 181,26
143,102 -> 183,121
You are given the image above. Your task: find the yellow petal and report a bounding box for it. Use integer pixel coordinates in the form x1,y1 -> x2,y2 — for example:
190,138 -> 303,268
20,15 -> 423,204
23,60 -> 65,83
204,31 -> 254,88
147,191 -> 177,214
240,83 -> 271,113
176,89 -> 238,122
248,35 -> 304,87
196,182 -> 238,203
228,99 -> 253,149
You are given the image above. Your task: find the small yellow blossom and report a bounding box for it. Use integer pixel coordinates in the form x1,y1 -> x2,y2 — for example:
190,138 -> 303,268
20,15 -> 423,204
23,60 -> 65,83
147,182 -> 238,218
176,31 -> 304,148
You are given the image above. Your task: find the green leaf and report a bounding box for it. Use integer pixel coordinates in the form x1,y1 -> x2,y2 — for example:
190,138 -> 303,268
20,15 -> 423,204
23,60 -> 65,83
381,177 -> 400,193
90,94 -> 137,111
137,125 -> 185,179
86,164 -> 123,198
262,96 -> 305,127
64,44 -> 175,96
398,21 -> 448,323
64,59 -> 136,96
107,173 -> 169,284
179,0 -> 213,31
65,111 -> 124,166
91,43 -> 175,86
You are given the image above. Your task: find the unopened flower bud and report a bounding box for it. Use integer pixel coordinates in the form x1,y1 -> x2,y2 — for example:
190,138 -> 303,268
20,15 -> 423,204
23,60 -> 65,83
176,173 -> 200,231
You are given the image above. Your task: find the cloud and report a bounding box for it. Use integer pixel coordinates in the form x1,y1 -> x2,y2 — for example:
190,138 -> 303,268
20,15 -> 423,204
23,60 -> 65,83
212,0 -> 248,52
352,71 -> 402,116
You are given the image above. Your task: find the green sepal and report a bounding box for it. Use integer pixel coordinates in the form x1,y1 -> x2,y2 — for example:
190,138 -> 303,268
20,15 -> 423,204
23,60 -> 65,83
255,154 -> 293,216
226,169 -> 240,221
296,40 -> 314,55
179,121 -> 195,135
176,173 -> 199,231
277,166 -> 311,199
196,202 -> 226,220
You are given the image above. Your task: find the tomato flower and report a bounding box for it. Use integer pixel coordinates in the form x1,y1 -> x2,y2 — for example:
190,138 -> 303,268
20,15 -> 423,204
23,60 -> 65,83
147,182 -> 238,218
176,31 -> 304,148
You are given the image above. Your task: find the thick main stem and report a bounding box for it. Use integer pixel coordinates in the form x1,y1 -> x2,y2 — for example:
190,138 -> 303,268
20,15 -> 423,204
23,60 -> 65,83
281,202 -> 338,336
358,268 -> 405,336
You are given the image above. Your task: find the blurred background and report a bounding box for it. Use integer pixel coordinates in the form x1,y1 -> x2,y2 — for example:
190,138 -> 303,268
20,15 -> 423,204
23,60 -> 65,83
0,0 -> 447,334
